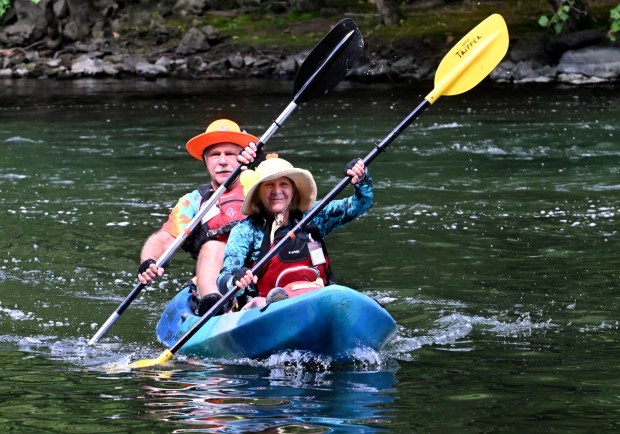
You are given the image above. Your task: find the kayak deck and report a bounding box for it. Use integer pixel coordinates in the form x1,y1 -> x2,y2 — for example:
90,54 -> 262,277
156,284 -> 397,361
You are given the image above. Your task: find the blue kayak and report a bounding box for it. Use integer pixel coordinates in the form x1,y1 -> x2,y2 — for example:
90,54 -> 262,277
156,284 -> 397,361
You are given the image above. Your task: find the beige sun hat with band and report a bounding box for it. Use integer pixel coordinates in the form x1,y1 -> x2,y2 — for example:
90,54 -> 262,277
240,157 -> 317,216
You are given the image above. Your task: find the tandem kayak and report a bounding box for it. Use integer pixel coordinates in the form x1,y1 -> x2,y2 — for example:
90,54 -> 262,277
156,284 -> 397,361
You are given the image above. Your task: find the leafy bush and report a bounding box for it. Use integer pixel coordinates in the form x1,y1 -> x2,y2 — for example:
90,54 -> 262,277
538,0 -> 576,34
0,0 -> 10,17
0,0 -> 40,18
609,4 -> 620,41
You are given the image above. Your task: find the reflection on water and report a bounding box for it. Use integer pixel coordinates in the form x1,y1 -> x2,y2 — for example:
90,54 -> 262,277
141,363 -> 398,433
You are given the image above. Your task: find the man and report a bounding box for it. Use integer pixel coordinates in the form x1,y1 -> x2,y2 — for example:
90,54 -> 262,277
137,118 -> 261,315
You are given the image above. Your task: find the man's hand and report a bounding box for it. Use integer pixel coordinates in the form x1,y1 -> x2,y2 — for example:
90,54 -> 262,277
238,142 -> 266,170
137,259 -> 165,285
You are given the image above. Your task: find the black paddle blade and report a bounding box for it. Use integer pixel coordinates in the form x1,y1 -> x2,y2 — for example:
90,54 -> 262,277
293,18 -> 363,103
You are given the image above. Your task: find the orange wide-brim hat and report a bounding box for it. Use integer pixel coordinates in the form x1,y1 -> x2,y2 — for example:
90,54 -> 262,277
186,119 -> 259,160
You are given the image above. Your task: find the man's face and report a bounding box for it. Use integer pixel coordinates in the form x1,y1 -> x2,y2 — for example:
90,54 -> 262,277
203,143 -> 241,187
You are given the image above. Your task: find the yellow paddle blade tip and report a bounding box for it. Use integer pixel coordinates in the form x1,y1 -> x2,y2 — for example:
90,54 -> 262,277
128,349 -> 174,369
426,13 -> 509,103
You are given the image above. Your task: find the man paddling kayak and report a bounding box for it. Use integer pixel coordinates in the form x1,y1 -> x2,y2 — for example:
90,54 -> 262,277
216,156 -> 372,309
137,118 -> 262,316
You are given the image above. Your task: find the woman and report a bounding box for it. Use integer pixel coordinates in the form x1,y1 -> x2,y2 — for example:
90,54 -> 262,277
216,155 -> 372,308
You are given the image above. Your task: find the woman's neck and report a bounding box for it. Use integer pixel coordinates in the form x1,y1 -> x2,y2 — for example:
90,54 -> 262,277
267,208 -> 289,225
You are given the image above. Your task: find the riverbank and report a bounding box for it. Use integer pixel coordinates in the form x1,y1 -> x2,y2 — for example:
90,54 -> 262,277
1,1 -> 619,85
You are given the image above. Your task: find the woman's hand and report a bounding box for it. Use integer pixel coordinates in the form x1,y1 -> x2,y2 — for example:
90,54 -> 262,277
233,267 -> 258,290
345,159 -> 367,185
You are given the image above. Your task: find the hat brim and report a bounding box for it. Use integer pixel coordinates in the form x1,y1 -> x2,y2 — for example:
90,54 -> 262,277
186,130 -> 259,160
241,168 -> 317,215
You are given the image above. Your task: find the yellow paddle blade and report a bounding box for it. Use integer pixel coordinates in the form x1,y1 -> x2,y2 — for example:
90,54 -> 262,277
426,14 -> 509,103
128,349 -> 173,369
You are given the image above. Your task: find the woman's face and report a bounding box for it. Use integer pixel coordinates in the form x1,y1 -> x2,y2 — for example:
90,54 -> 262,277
259,176 -> 294,215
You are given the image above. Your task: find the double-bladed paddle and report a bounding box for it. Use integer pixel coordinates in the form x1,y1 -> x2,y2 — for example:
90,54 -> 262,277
128,13 -> 509,369
88,18 -> 363,346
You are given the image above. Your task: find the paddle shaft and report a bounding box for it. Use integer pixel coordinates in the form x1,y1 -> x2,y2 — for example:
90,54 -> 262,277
92,28 -> 359,347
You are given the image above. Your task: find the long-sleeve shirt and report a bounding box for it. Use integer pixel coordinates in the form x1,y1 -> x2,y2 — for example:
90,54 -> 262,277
217,173 -> 374,294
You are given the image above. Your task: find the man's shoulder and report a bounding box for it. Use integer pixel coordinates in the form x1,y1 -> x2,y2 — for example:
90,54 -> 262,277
196,183 -> 213,198
184,186 -> 207,201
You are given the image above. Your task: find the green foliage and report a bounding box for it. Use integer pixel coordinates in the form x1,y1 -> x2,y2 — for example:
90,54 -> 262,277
0,0 -> 40,18
538,0 -> 575,34
538,0 -> 620,39
609,4 -> 620,41
0,0 -> 10,17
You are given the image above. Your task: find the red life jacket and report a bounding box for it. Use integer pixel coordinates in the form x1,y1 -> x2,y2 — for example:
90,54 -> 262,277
253,216 -> 332,297
182,183 -> 246,259
200,183 -> 245,240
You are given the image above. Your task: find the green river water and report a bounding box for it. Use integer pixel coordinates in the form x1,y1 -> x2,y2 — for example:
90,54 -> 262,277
1,77 -> 619,433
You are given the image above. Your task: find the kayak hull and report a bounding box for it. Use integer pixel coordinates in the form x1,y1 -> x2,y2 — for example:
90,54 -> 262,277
156,284 -> 397,361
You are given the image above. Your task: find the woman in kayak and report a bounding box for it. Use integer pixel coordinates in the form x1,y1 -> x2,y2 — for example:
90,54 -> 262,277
216,155 -> 372,309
